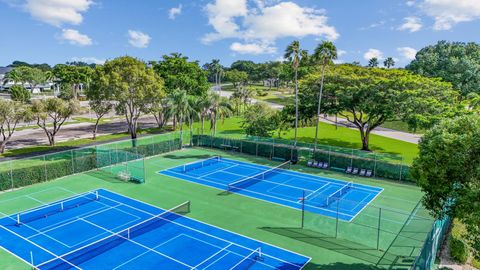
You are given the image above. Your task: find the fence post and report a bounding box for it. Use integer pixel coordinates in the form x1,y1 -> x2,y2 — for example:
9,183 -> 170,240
10,161 -> 14,190
301,190 -> 305,228
328,146 -> 331,165
71,150 -> 75,174
335,199 -> 340,238
43,155 -> 47,182
377,207 -> 382,250
374,153 -> 377,177
350,149 -> 354,167
399,157 -> 404,181
256,142 -> 258,157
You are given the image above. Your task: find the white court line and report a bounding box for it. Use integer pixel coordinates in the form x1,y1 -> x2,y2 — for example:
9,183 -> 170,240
193,243 -> 233,269
0,224 -> 81,269
202,252 -> 230,269
300,182 -> 331,203
0,187 -> 64,204
196,163 -> 239,178
58,188 -> 311,269
350,189 -> 384,221
79,218 -> 193,268
103,189 -> 308,269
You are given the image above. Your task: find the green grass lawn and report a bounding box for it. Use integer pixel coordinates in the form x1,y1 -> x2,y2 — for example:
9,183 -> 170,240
198,117 -> 418,164
0,148 -> 432,270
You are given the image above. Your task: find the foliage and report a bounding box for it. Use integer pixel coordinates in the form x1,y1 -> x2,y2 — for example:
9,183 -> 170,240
6,66 -> 48,91
367,58 -> 379,67
407,41 -> 480,96
224,70 -> 248,88
411,115 -> 480,257
298,64 -> 460,150
0,100 -> 31,153
31,98 -> 79,146
151,53 -> 209,96
449,236 -> 469,263
9,85 -> 31,103
85,66 -> 113,139
383,57 -> 395,68
100,56 -> 164,139
53,64 -> 94,99
7,61 -> 51,71
242,103 -> 278,137
203,59 -> 224,84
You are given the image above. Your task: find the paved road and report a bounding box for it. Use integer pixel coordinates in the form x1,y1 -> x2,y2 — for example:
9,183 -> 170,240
5,117 -> 159,151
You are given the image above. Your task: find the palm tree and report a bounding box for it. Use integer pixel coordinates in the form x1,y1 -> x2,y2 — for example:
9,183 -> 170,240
383,57 -> 395,68
284,41 -> 308,147
187,95 -> 202,146
170,89 -> 191,144
312,41 -> 337,151
209,93 -> 232,135
368,57 -> 379,67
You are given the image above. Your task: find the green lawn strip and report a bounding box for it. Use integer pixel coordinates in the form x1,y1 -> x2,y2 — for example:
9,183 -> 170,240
0,147 -> 429,269
193,117 -> 418,164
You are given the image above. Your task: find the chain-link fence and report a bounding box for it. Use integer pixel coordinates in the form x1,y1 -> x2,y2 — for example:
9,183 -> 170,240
193,134 -> 413,182
0,132 -> 182,191
412,216 -> 451,270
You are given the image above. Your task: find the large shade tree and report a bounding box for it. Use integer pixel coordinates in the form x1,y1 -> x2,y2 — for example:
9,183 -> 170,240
299,64 -> 460,150
53,64 -> 94,99
85,66 -> 113,139
100,56 -> 164,140
411,115 -> 480,257
31,98 -> 79,146
407,41 -> 480,97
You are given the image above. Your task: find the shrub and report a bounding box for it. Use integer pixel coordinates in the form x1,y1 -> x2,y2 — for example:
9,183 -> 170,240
449,236 -> 469,263
10,85 -> 31,103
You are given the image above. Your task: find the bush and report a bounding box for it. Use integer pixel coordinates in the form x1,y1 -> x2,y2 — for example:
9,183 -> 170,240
9,85 -> 31,103
449,236 -> 469,263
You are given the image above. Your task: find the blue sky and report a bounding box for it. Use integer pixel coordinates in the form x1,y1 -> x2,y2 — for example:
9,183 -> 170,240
0,0 -> 479,67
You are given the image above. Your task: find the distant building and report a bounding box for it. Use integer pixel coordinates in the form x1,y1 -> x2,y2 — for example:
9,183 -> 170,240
0,67 -> 13,90
0,66 -> 54,93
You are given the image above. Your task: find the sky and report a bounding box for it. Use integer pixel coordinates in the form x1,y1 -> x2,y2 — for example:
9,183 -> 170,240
0,0 -> 479,67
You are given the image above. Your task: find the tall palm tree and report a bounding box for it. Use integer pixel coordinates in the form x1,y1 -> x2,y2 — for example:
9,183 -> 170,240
312,41 -> 337,151
368,57 -> 379,67
209,93 -> 232,136
284,41 -> 308,147
187,95 -> 202,146
170,89 -> 191,144
383,57 -> 395,68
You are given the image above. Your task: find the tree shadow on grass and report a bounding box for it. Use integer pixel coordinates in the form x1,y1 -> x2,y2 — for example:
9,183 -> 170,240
261,227 -> 415,269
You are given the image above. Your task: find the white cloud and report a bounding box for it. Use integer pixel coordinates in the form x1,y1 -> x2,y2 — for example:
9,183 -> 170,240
60,29 -> 92,46
128,30 -> 151,48
169,4 -> 182,20
337,49 -> 347,57
397,47 -> 417,60
406,1 -> 416,6
363,49 -> 384,60
71,57 -> 105,64
24,0 -> 93,27
203,0 -> 338,55
419,0 -> 480,30
398,16 -> 422,32
230,42 -> 276,54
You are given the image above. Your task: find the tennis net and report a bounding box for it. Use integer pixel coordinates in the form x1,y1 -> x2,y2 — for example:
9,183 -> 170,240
35,201 -> 191,270
227,161 -> 290,192
182,156 -> 221,172
325,182 -> 354,206
16,191 -> 99,226
230,247 -> 262,270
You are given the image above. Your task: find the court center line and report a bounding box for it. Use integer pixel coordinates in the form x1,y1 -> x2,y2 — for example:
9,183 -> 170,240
195,164 -> 239,178
193,243 -> 233,269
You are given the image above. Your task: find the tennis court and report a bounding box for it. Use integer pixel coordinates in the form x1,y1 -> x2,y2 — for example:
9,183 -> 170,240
160,157 -> 383,222
0,189 -> 310,270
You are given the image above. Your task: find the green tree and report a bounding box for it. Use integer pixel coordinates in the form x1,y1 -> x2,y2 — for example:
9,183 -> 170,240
224,70 -> 248,88
151,53 -> 209,96
6,66 -> 47,93
209,94 -> 232,136
411,115 -> 480,257
170,89 -> 191,142
85,66 -> 113,139
242,103 -> 278,137
367,58 -> 379,67
101,56 -> 164,140
300,65 -> 460,150
9,85 -> 31,103
0,100 -> 31,153
31,98 -> 79,146
284,40 -> 308,146
407,41 -> 480,96
312,40 -> 337,150
53,65 -> 94,99
230,60 -> 257,82
231,86 -> 254,111
383,57 -> 395,68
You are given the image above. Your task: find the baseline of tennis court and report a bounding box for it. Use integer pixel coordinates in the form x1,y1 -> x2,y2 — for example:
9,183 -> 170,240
0,189 -> 310,270
159,157 -> 383,222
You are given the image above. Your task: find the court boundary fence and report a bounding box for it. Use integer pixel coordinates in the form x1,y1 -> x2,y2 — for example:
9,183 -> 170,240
0,132 -> 182,191
192,134 -> 413,182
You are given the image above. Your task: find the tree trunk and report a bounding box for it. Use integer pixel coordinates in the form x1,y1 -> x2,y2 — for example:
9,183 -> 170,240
189,117 -> 193,147
294,69 -> 299,147
201,116 -> 205,135
314,64 -> 327,151
48,134 -> 55,146
0,140 -> 7,153
93,118 -> 100,140
359,127 -> 370,151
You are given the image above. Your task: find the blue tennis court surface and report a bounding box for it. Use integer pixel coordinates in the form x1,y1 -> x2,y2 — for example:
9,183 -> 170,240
0,189 -> 310,269
160,157 -> 383,222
